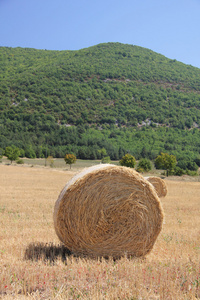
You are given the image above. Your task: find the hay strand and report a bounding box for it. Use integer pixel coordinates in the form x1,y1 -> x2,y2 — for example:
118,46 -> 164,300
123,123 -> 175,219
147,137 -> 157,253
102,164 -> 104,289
54,165 -> 164,259
145,176 -> 167,198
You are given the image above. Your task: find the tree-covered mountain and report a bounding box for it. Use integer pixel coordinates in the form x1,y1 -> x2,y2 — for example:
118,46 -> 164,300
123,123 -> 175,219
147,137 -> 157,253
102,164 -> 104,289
0,42 -> 200,161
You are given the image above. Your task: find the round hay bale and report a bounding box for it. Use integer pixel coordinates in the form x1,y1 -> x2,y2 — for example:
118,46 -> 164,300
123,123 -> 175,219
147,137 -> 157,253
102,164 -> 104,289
54,164 -> 164,259
145,176 -> 167,198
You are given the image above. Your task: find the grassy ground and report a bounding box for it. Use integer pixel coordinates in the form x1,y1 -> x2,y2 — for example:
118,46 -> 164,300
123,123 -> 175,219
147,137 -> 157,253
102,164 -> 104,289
0,164 -> 199,299
1,157 -> 119,170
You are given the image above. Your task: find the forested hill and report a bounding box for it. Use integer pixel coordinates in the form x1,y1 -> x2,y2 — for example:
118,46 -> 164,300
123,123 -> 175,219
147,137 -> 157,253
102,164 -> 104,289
1,42 -> 200,161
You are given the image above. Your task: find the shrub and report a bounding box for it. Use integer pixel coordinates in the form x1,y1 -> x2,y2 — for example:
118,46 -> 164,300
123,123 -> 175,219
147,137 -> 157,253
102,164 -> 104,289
119,154 -> 136,168
185,169 -> 198,176
137,158 -> 152,172
0,148 -> 4,162
173,166 -> 185,176
136,167 -> 144,173
47,156 -> 54,168
177,160 -> 198,171
16,158 -> 24,164
101,156 -> 111,164
155,152 -> 177,176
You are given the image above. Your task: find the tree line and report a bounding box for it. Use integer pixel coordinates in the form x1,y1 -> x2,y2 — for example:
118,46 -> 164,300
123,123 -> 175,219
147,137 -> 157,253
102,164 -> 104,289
1,145 -> 199,177
1,125 -> 200,167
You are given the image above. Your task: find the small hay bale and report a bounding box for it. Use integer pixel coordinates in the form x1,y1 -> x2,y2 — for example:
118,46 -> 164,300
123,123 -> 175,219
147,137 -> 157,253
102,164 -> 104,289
145,176 -> 167,198
54,164 -> 164,259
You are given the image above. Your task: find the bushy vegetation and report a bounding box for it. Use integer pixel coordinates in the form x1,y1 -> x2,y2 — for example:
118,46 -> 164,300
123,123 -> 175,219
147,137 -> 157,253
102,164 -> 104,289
16,158 -> 24,164
0,148 -> 3,162
119,154 -> 136,168
4,146 -> 20,164
137,158 -> 152,172
101,156 -> 111,164
1,43 -> 200,163
155,152 -> 177,176
64,153 -> 77,169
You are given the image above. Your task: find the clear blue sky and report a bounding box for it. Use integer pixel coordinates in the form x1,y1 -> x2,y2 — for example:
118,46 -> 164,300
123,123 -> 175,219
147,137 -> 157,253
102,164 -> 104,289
1,0 -> 200,68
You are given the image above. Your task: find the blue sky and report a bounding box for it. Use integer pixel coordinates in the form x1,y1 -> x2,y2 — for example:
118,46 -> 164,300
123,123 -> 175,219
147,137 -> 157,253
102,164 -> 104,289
0,0 -> 200,68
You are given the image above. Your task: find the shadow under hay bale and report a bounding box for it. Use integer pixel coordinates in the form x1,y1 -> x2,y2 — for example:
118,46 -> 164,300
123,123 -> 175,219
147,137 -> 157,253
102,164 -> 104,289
24,242 -> 72,263
54,165 -> 164,259
145,176 -> 168,198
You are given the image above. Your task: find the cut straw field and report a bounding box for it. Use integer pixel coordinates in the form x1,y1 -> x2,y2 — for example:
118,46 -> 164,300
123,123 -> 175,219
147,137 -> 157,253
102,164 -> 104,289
0,164 -> 199,299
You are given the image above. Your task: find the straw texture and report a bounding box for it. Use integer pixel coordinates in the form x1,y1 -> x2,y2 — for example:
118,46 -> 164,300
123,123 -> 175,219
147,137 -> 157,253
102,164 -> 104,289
54,165 -> 164,259
145,176 -> 167,198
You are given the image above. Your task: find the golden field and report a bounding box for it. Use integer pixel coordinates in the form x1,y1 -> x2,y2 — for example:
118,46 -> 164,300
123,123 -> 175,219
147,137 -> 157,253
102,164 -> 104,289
0,164 -> 199,300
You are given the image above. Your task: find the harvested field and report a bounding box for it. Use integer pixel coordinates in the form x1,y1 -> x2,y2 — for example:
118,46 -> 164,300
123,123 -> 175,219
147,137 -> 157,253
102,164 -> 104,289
0,164 -> 199,299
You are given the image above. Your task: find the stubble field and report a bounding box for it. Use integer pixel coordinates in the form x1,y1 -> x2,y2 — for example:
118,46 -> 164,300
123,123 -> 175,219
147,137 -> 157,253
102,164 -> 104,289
0,164 -> 199,299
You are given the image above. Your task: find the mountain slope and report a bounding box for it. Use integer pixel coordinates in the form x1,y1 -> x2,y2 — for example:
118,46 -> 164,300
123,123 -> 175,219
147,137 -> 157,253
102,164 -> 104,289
0,43 -> 200,160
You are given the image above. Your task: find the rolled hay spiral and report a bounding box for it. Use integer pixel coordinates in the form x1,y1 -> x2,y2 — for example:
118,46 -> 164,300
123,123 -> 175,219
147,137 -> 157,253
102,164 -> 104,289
145,177 -> 167,198
54,164 -> 164,259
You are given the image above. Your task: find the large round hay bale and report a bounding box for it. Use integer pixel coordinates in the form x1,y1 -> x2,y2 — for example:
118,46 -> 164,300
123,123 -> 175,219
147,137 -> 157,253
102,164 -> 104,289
54,164 -> 164,259
145,176 -> 167,198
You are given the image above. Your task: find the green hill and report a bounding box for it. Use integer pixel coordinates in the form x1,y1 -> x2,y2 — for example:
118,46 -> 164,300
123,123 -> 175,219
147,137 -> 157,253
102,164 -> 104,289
0,42 -> 200,162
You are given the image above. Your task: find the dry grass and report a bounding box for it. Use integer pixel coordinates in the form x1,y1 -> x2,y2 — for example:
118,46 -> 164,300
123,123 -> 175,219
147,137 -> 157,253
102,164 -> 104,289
0,164 -> 199,299
145,177 -> 168,198
54,165 -> 164,259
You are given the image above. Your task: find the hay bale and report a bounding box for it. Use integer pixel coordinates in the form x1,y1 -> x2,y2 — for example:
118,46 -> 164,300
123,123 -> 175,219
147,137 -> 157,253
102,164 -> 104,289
54,164 -> 164,259
145,176 -> 167,198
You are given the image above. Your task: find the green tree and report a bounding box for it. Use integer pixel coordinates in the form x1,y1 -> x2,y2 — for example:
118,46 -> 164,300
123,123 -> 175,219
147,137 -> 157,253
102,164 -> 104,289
119,153 -> 136,168
24,145 -> 36,158
47,156 -> 54,168
98,148 -> 107,159
155,152 -> 177,176
137,158 -> 152,172
64,153 -> 77,169
177,159 -> 198,171
5,146 -> 20,164
101,156 -> 111,164
0,148 -> 3,163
